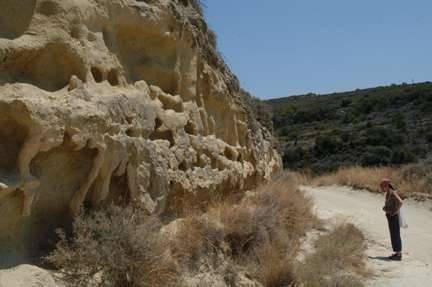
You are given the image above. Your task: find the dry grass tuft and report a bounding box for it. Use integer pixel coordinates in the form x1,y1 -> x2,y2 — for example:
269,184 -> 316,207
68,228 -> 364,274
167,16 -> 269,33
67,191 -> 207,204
252,242 -> 297,287
46,206 -> 178,287
298,223 -> 366,287
312,163 -> 432,198
284,171 -> 311,186
312,166 -> 396,192
171,216 -> 225,271
398,161 -> 432,195
218,173 -> 315,258
172,173 -> 315,286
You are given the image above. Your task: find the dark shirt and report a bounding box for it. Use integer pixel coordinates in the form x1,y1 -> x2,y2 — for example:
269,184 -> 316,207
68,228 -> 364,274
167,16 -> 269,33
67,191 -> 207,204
383,190 -> 401,215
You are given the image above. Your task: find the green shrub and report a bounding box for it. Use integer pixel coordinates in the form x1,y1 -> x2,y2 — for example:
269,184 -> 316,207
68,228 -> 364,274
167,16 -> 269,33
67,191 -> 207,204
364,127 -> 404,147
340,130 -> 353,143
361,146 -> 392,166
342,112 -> 356,124
341,98 -> 352,108
241,89 -> 274,132
315,135 -> 342,157
392,147 -> 416,164
283,147 -> 304,164
353,95 -> 388,114
392,113 -> 406,130
421,101 -> 432,113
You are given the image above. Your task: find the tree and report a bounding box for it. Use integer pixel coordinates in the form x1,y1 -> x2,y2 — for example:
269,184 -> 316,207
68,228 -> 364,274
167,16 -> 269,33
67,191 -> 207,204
314,135 -> 342,157
364,127 -> 404,147
391,147 -> 416,164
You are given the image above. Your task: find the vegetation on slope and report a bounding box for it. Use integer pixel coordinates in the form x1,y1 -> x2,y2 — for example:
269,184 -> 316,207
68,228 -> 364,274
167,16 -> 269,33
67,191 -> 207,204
241,89 -> 274,133
46,174 -> 367,287
266,82 -> 432,173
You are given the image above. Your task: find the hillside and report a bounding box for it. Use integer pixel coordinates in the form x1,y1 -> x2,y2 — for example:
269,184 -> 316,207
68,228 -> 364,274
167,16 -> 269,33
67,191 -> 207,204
267,82 -> 432,173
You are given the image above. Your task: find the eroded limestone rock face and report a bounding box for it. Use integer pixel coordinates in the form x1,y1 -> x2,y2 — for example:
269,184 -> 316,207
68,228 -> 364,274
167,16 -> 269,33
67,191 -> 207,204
0,0 -> 281,263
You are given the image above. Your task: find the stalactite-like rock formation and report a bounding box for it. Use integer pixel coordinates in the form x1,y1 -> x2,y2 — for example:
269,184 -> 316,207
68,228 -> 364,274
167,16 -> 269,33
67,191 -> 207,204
0,0 -> 281,262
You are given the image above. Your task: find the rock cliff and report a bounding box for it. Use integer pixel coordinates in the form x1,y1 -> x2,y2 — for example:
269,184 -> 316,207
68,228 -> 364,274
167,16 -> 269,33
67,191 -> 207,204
0,0 -> 281,263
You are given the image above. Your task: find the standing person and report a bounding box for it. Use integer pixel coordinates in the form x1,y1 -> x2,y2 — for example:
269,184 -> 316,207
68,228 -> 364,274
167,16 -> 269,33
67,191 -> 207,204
381,178 -> 404,261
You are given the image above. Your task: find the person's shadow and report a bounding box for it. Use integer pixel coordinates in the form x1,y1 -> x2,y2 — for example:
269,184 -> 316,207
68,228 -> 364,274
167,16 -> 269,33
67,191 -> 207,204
368,256 -> 391,261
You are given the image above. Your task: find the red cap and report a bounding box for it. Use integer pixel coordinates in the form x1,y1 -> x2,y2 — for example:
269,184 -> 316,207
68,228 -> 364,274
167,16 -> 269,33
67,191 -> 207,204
380,178 -> 391,188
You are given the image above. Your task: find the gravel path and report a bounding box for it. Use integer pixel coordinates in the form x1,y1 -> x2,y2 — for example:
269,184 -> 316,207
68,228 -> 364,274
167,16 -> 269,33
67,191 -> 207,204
302,185 -> 432,287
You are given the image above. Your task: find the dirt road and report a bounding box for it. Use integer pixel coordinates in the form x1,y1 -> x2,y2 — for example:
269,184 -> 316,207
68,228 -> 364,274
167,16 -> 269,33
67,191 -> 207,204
302,185 -> 432,287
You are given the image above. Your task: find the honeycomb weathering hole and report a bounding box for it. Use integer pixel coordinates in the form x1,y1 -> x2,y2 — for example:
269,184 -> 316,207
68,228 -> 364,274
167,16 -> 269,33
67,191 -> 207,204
0,118 -> 27,173
91,67 -> 104,83
27,142 -> 97,256
150,129 -> 175,147
107,69 -> 120,86
154,117 -> 163,130
107,174 -> 131,206
1,43 -> 87,91
36,0 -> 61,16
185,121 -> 197,135
104,25 -> 179,94
149,117 -> 175,146
178,161 -> 188,171
224,147 -> 237,161
0,0 -> 36,39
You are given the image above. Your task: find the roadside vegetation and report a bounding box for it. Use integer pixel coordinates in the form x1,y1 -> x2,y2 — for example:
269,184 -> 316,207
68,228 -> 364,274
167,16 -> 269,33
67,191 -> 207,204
46,173 -> 367,287
45,206 -> 178,287
298,223 -> 367,287
312,160 -> 432,198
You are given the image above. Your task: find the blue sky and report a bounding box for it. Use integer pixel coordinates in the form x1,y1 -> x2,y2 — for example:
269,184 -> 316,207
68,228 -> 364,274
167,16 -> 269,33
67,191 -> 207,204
205,0 -> 432,99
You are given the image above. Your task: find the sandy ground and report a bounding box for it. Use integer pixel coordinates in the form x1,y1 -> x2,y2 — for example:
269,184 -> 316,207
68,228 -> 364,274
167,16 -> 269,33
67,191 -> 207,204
302,185 -> 432,287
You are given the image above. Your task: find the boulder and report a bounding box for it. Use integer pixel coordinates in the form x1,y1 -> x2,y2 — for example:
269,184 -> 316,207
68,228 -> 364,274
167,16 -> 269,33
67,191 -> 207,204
0,265 -> 58,287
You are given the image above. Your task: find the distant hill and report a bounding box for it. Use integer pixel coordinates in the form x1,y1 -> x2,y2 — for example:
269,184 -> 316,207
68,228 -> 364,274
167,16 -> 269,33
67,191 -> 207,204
266,82 -> 432,173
